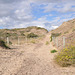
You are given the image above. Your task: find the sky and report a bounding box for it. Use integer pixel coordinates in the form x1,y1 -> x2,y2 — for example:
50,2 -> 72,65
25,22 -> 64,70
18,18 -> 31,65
0,0 -> 75,31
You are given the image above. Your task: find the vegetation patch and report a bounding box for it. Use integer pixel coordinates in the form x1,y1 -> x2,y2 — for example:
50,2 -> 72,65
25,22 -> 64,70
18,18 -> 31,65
11,33 -> 18,36
64,31 -> 69,34
27,33 -> 38,38
9,41 -> 12,45
6,33 -> 11,37
72,29 -> 75,32
51,49 -> 57,53
55,46 -> 75,67
50,33 -> 61,42
31,40 -> 36,44
51,33 -> 61,37
0,39 -> 10,49
50,36 -> 52,42
46,41 -> 49,45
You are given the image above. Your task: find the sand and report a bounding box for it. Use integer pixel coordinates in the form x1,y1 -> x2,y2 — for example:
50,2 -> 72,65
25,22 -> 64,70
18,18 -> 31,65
0,33 -> 75,75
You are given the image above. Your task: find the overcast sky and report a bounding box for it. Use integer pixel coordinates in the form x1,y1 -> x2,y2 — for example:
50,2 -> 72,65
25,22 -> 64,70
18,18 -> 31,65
0,0 -> 75,30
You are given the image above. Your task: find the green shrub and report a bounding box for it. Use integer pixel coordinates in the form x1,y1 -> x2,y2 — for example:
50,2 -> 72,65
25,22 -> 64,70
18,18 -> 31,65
21,33 -> 25,36
0,39 -> 10,49
27,33 -> 38,38
51,33 -> 61,37
55,46 -> 75,67
36,27 -> 48,32
9,41 -> 12,45
51,49 -> 57,53
5,41 -> 12,45
11,33 -> 18,36
20,31 -> 25,36
50,36 -> 52,42
6,33 -> 11,37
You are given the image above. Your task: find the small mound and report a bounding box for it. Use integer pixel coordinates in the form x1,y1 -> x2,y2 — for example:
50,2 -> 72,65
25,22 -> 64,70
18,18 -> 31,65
0,39 -> 10,49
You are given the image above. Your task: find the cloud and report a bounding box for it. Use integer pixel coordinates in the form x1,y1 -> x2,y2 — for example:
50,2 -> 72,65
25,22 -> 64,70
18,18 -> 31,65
0,0 -> 23,4
43,2 -> 75,13
0,0 -> 24,17
0,0 -> 75,31
0,0 -> 33,27
52,26 -> 59,29
13,1 -> 33,21
31,0 -> 75,4
31,0 -> 62,4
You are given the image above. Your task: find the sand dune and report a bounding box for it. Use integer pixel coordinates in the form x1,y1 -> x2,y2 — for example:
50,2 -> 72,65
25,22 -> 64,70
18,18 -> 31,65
0,33 -> 75,75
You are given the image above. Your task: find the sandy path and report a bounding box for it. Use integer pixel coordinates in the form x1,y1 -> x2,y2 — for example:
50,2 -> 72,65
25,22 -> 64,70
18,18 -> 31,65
0,33 -> 75,75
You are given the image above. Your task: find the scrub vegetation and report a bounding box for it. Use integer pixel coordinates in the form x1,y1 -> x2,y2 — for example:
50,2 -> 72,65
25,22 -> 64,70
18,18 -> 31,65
55,46 -> 75,67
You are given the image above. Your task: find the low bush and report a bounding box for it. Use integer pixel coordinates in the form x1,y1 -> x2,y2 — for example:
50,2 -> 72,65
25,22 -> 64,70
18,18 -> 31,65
51,33 -> 61,37
0,39 -> 10,49
6,33 -> 11,37
9,41 -> 12,45
55,46 -> 75,67
51,49 -> 57,53
27,33 -> 38,38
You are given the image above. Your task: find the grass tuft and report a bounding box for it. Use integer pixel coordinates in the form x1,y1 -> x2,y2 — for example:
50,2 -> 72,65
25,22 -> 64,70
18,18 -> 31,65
50,36 -> 52,42
31,40 -> 36,44
46,41 -> 49,45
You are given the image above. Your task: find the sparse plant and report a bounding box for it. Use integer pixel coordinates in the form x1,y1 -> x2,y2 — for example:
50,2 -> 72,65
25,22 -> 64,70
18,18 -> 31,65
6,33 -> 11,37
9,41 -> 12,45
11,33 -> 18,36
64,31 -> 68,34
51,33 -> 61,37
51,49 -> 57,53
27,33 -> 38,38
31,40 -> 36,44
72,29 -> 75,32
46,41 -> 49,45
20,31 -> 25,36
21,33 -> 25,36
50,36 -> 52,42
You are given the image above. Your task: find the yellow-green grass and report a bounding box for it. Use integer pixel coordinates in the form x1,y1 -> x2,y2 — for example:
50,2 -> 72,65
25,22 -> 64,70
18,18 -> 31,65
30,40 -> 36,44
46,41 -> 49,45
55,46 -> 75,67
